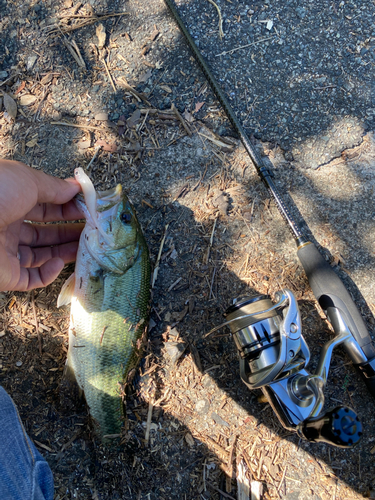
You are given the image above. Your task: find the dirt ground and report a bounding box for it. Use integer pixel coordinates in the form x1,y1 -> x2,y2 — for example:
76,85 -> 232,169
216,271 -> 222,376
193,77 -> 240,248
1,1 -> 375,499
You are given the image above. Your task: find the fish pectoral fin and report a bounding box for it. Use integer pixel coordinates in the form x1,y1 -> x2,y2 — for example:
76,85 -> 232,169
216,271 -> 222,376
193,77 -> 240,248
57,272 -> 76,307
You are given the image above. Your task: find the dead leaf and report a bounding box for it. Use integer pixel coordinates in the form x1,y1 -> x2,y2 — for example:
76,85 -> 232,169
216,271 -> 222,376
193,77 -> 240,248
40,74 -> 53,85
138,69 -> 152,84
194,101 -> 204,113
77,140 -> 91,149
19,94 -> 37,106
183,110 -> 194,123
160,84 -> 172,93
26,135 -> 38,148
96,23 -> 106,49
127,109 -> 141,128
95,140 -> 118,152
15,81 -> 26,95
2,92 -> 17,119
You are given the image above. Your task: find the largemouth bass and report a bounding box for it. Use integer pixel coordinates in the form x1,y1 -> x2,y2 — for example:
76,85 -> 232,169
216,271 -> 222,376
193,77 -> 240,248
58,168 -> 151,437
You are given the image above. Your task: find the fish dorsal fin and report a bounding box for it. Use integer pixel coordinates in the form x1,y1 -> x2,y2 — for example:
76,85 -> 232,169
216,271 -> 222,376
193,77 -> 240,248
57,272 -> 76,308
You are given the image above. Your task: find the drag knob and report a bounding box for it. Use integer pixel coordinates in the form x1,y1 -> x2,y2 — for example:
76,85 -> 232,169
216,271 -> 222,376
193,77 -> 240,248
298,406 -> 362,448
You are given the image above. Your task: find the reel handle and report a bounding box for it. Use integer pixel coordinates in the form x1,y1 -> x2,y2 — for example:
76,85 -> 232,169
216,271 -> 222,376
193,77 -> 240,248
297,242 -> 375,398
298,406 -> 362,447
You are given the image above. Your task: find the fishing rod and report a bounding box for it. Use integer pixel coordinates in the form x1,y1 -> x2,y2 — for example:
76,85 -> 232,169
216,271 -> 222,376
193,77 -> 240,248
164,0 -> 375,447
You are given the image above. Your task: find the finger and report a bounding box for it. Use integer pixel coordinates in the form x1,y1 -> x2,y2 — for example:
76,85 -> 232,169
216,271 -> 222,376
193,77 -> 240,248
15,258 -> 65,291
25,199 -> 84,223
0,160 -> 81,206
31,169 -> 82,206
18,241 -> 80,268
19,222 -> 84,247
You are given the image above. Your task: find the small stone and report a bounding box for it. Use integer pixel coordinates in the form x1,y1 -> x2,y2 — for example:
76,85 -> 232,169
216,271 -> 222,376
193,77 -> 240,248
195,399 -> 210,415
95,112 -> 108,121
15,361 -> 23,367
211,412 -> 229,427
26,55 -> 38,72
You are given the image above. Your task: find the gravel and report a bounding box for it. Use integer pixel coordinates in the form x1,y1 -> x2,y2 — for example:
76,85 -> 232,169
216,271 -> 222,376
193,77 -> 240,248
171,0 -> 375,168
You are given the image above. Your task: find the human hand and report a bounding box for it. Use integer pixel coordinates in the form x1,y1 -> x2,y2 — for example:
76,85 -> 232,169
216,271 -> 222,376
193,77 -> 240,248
0,160 -> 84,291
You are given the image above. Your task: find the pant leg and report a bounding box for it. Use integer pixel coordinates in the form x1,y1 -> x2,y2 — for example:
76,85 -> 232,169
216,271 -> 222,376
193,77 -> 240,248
0,386 -> 54,500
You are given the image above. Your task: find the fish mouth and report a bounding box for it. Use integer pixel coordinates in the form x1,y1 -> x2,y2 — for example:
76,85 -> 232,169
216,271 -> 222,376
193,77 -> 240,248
97,184 -> 122,201
96,184 -> 123,212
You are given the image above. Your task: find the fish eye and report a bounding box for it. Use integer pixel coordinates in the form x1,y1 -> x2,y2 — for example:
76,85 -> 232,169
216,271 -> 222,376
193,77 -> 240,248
120,211 -> 132,224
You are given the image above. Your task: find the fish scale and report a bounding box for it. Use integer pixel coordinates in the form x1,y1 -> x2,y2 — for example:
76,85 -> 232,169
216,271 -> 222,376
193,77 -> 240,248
69,246 -> 150,435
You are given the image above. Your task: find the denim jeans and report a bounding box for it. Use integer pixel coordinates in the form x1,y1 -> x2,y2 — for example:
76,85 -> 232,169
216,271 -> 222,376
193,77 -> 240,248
0,386 -> 54,500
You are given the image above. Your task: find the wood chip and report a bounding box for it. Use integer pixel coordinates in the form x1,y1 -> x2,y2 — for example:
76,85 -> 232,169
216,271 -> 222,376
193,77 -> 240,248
96,23 -> 106,49
237,460 -> 250,500
251,480 -> 263,500
185,433 -> 195,447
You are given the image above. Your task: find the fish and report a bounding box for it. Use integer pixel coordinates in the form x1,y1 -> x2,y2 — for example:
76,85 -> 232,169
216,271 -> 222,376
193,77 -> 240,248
58,168 -> 151,437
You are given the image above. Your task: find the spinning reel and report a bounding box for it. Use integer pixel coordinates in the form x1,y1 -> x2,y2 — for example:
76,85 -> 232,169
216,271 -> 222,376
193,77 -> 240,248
222,290 -> 363,447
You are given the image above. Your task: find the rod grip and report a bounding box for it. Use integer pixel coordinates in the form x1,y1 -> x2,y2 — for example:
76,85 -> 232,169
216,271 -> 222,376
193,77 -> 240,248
297,243 -> 375,397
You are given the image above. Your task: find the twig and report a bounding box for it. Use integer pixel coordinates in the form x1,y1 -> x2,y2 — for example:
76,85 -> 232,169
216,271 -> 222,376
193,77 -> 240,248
145,400 -> 154,444
197,132 -> 235,150
226,435 -> 237,492
203,459 -> 207,492
152,224 -> 169,288
51,121 -> 108,131
206,482 -> 236,500
34,87 -> 50,121
168,277 -> 182,292
277,465 -> 287,493
171,103 -> 192,136
215,36 -> 274,57
117,77 -> 151,105
204,216 -> 218,264
102,51 -> 116,92
205,0 -> 224,39
209,267 -> 216,299
62,37 -> 86,69
87,145 -> 102,169
31,291 -> 42,355
46,12 -> 129,34
166,133 -> 187,147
